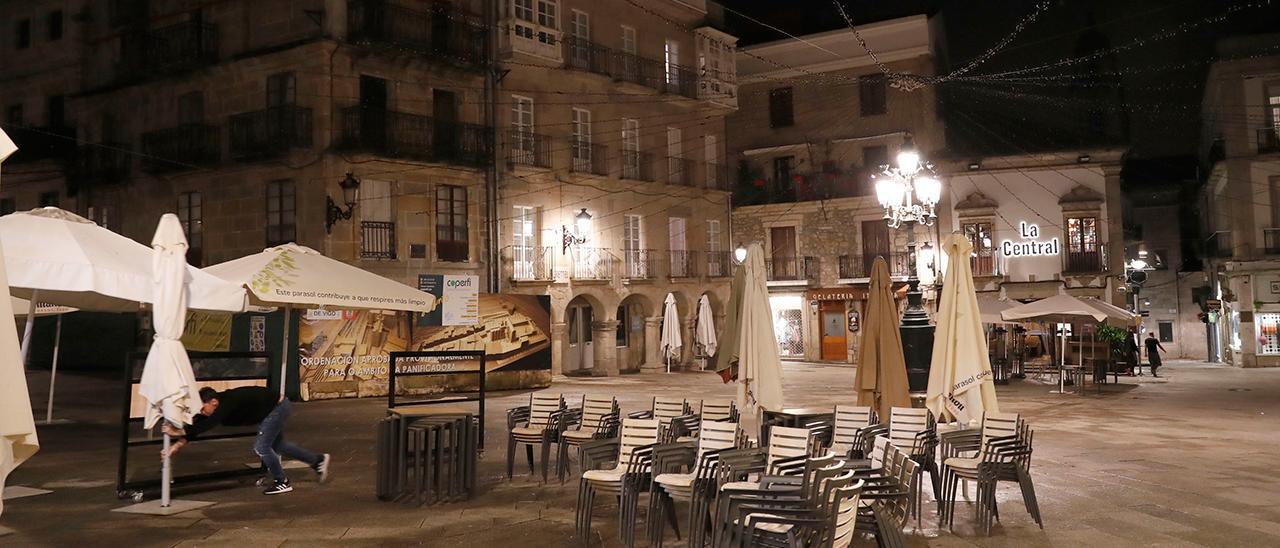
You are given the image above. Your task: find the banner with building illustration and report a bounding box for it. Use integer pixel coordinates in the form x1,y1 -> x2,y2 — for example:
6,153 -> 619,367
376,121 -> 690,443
294,293 -> 551,400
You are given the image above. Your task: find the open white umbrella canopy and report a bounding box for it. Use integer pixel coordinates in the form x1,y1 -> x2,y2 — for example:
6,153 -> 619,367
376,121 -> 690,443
926,234 -> 999,425
0,238 -> 39,517
976,294 -> 1016,324
695,294 -> 718,359
1001,293 -> 1136,324
735,244 -> 784,419
0,207 -> 249,313
204,243 -> 437,394
660,293 -> 683,372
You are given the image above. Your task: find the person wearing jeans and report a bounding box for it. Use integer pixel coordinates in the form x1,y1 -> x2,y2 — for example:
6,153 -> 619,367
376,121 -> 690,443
164,386 -> 330,495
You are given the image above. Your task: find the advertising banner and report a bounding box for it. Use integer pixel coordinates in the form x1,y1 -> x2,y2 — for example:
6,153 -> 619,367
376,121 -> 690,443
181,311 -> 233,352
295,293 -> 551,400
417,274 -> 480,326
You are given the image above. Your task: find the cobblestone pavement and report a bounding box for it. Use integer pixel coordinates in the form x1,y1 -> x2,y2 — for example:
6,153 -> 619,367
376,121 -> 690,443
3,359 -> 1279,547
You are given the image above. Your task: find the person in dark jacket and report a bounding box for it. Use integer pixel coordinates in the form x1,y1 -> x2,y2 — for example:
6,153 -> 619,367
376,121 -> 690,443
1145,332 -> 1166,377
163,386 -> 329,495
1125,327 -> 1141,376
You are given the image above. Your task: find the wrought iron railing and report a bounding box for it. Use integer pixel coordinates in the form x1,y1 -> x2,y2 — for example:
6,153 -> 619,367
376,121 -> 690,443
1205,231 -> 1233,258
706,250 -> 732,278
621,150 -> 654,181
1265,229 -> 1280,255
564,36 -> 611,75
663,65 -> 698,99
667,157 -> 695,186
119,21 -> 217,79
705,162 -> 730,191
511,245 -> 553,281
839,253 -> 909,278
5,125 -> 76,163
572,247 -> 613,280
68,142 -> 131,186
507,129 -> 551,167
668,250 -> 697,279
348,0 -> 487,70
622,249 -> 656,280
1064,249 -> 1104,273
570,141 -> 608,175
339,106 -> 491,167
767,256 -> 817,282
361,221 -> 397,260
229,105 -> 312,160
141,123 -> 220,172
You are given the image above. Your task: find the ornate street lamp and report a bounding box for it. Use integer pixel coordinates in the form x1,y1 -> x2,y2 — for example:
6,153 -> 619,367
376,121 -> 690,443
872,134 -> 941,391
325,172 -> 361,234
562,208 -> 591,254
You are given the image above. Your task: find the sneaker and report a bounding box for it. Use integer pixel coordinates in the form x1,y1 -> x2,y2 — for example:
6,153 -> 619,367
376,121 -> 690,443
262,480 -> 293,495
313,454 -> 331,484
254,476 -> 269,487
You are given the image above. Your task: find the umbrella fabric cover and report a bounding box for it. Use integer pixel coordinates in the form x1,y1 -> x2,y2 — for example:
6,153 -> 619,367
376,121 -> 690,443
204,243 -> 436,312
926,234 -> 999,424
0,238 -> 39,516
714,256 -> 746,382
138,214 -> 201,429
695,294 -> 718,359
1001,293 -> 1135,324
660,293 -> 683,362
976,295 -> 1015,324
11,298 -> 76,317
735,244 -> 784,417
853,256 -> 911,421
0,208 -> 248,313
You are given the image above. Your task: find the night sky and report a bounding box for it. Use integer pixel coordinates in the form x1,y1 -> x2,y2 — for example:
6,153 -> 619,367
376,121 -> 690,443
723,0 -> 1280,158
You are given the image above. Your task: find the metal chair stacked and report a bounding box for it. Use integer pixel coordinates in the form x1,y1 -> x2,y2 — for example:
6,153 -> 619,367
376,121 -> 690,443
629,396 -> 692,442
375,409 -> 478,506
557,394 -> 620,482
506,392 -> 566,483
576,418 -> 662,547
886,406 -> 939,523
648,418 -> 742,547
939,413 -> 1042,534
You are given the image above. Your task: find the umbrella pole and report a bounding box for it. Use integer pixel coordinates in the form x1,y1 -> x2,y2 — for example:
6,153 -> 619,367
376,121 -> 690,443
161,431 -> 172,507
19,290 -> 38,368
45,314 -> 63,423
279,305 -> 293,397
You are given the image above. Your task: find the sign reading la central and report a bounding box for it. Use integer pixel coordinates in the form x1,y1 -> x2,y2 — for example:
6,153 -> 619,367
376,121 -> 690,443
1001,222 -> 1061,258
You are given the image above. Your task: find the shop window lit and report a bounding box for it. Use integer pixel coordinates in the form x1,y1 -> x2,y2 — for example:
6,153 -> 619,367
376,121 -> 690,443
1258,313 -> 1280,355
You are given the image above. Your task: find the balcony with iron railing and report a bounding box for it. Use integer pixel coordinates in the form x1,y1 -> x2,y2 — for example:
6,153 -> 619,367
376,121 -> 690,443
68,142 -> 131,187
767,256 -> 818,283
118,21 -> 218,80
571,141 -> 608,175
360,221 -> 397,260
611,52 -> 662,89
706,250 -> 732,278
1063,246 -> 1106,274
5,125 -> 76,163
621,150 -> 655,181
1259,127 -> 1280,154
705,162 -> 730,191
141,123 -> 220,172
663,66 -> 699,99
571,247 -> 614,281
1265,229 -> 1280,255
622,249 -> 657,280
508,129 -> 551,167
971,248 -> 1001,277
667,250 -> 698,279
348,0 -> 487,71
510,245 -> 554,281
838,253 -> 909,280
229,106 -> 312,161
667,157 -> 695,186
564,36 -> 611,76
339,106 -> 491,167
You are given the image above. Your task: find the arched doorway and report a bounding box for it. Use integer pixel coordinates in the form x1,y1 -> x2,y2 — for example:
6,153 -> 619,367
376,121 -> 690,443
564,294 -> 602,374
617,293 -> 655,372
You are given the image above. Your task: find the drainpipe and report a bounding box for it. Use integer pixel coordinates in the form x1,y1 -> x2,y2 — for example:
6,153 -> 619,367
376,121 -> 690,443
484,0 -> 500,293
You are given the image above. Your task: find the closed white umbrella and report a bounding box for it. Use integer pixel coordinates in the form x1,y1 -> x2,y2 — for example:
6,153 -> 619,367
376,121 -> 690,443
204,243 -> 437,395
137,214 -> 201,508
735,244 -> 784,421
660,293 -> 682,373
926,234 -> 999,425
0,239 -> 39,517
695,294 -> 718,368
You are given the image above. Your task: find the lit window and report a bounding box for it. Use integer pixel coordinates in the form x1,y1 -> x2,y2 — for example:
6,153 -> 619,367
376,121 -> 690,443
1258,313 -> 1280,355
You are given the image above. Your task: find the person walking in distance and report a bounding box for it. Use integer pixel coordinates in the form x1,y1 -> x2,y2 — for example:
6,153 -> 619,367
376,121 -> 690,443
1145,331 -> 1166,378
162,386 -> 330,495
1125,327 -> 1141,376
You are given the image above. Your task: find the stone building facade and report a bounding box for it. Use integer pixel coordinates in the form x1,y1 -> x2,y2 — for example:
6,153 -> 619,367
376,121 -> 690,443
493,0 -> 737,376
1125,185 -> 1209,360
1,0 -> 493,289
1200,36 -> 1280,367
726,14 -> 945,364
